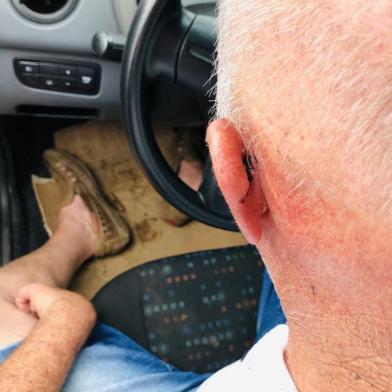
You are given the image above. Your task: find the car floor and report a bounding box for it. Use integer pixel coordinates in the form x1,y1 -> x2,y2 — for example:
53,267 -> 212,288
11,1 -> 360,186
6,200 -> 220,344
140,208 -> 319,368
1,116 -> 81,261
32,120 -> 246,299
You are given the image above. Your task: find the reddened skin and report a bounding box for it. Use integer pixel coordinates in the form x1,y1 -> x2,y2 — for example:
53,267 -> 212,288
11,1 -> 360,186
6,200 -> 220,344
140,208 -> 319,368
207,119 -> 267,245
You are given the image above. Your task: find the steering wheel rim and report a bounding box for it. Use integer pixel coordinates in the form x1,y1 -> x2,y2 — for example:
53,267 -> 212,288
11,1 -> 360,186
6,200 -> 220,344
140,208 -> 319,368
121,0 -> 237,231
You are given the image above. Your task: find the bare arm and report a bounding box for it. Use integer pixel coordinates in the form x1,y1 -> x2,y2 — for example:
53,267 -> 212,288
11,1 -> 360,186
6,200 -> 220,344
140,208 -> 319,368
0,284 -> 96,392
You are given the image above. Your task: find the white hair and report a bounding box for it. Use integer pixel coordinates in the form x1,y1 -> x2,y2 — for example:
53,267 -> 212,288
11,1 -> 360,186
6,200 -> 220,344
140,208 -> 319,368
215,0 -> 392,223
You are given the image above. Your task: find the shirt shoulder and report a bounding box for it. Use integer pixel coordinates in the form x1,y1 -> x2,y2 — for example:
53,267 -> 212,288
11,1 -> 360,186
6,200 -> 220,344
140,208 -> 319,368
198,325 -> 297,392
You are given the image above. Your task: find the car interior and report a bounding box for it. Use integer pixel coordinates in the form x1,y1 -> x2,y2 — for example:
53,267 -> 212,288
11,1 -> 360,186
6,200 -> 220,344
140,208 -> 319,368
0,0 -> 266,374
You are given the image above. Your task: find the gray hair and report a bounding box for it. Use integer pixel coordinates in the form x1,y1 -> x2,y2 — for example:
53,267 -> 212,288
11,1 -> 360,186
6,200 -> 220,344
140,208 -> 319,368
215,0 -> 392,222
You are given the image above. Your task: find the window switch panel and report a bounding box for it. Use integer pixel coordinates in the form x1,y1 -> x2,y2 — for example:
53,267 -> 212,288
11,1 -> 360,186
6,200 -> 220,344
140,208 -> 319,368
14,58 -> 101,95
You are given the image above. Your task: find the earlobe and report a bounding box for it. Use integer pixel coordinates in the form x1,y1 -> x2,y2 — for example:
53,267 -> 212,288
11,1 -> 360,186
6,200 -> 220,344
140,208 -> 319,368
207,119 -> 267,245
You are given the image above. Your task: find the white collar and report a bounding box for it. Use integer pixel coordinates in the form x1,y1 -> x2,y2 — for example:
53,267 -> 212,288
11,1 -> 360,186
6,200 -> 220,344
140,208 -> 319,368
199,325 -> 297,392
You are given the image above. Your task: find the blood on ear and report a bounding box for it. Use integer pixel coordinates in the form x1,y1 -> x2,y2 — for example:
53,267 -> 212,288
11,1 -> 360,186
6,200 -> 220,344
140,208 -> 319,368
240,153 -> 259,203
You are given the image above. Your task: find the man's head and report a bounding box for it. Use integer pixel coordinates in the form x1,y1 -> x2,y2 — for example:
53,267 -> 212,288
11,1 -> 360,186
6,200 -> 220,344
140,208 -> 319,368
208,0 -> 392,369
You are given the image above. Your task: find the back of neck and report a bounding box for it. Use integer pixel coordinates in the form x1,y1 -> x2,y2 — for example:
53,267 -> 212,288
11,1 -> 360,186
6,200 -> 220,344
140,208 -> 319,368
284,308 -> 392,391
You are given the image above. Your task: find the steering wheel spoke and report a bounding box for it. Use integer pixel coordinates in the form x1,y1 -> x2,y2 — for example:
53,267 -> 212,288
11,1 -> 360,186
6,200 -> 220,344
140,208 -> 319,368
145,3 -> 194,83
145,2 -> 216,98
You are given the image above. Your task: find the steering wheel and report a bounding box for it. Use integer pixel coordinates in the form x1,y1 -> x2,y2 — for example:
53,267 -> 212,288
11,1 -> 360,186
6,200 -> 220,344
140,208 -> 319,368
121,0 -> 237,231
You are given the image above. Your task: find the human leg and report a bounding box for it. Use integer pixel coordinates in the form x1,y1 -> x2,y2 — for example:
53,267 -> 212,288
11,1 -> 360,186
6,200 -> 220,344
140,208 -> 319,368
0,196 -> 96,346
59,269 -> 283,392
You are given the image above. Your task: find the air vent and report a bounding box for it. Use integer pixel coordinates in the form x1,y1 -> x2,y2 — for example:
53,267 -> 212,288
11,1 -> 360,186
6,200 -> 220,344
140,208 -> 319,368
11,0 -> 78,24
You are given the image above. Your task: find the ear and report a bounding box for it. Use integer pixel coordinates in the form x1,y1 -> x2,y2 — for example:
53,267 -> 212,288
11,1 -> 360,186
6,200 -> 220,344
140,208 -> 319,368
207,119 -> 267,245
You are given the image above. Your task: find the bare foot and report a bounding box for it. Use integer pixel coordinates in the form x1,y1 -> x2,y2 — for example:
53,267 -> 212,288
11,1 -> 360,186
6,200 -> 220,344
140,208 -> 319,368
178,160 -> 203,191
55,195 -> 98,258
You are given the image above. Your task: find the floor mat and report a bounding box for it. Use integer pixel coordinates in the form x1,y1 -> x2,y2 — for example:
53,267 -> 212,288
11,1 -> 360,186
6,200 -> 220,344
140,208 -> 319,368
33,121 -> 246,299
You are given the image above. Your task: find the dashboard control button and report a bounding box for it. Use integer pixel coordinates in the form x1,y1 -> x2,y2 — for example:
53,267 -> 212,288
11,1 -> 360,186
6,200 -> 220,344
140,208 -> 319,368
60,78 -> 76,91
58,64 -> 77,78
18,61 -> 39,75
22,75 -> 39,87
39,62 -> 58,76
40,77 -> 60,89
77,66 -> 96,91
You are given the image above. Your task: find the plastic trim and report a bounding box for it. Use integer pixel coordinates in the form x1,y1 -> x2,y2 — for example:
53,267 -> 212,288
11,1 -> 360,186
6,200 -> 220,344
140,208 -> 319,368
10,0 -> 79,24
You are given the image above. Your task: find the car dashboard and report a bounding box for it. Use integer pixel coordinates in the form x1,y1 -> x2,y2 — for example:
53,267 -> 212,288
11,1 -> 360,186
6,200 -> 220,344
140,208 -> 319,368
0,0 -> 215,120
